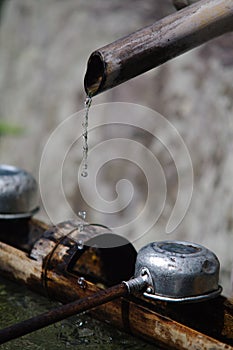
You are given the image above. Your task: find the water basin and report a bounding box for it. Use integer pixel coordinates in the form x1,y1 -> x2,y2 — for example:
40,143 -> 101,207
0,277 -> 159,349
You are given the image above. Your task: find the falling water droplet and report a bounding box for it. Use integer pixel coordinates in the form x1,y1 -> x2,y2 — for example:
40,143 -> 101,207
77,276 -> 87,289
77,321 -> 83,327
77,210 -> 86,232
78,223 -> 84,232
78,210 -> 86,220
81,171 -> 88,177
77,240 -> 84,250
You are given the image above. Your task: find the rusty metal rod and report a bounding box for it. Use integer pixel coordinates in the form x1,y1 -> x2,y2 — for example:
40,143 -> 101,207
0,271 -> 149,344
84,0 -> 233,96
0,283 -> 128,344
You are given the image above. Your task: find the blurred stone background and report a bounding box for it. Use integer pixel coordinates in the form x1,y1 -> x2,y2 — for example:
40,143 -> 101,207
0,0 -> 232,295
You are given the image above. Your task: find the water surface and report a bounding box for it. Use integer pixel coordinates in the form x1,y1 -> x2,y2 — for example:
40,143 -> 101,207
0,277 -> 160,349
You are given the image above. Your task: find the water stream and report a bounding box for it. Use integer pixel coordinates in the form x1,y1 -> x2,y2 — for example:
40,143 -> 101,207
81,96 -> 92,178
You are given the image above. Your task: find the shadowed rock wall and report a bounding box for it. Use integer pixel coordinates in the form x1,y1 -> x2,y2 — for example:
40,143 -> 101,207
0,0 -> 232,295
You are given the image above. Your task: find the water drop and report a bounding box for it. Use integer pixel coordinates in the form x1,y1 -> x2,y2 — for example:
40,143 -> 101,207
77,240 -> 84,250
78,223 -> 84,232
77,321 -> 83,327
78,210 -> 86,220
81,170 -> 88,178
77,277 -> 87,289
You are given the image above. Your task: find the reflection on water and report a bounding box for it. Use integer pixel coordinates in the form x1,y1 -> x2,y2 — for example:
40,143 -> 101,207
0,277 -> 159,349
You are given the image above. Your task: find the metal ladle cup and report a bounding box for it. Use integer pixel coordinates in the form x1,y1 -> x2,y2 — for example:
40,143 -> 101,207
133,240 -> 222,303
0,240 -> 222,344
0,164 -> 39,219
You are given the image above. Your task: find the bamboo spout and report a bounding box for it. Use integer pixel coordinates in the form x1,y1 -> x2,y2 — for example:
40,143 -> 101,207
84,0 -> 233,96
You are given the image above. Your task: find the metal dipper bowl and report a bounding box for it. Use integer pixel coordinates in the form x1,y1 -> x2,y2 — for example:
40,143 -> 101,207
0,164 -> 39,219
135,240 -> 222,303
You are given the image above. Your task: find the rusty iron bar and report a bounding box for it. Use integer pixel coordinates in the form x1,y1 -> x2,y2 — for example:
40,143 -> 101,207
84,0 -> 233,96
0,283 -> 128,344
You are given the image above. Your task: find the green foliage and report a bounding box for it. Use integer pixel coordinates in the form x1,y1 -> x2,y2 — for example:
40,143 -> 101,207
0,122 -> 24,136
0,0 -> 6,21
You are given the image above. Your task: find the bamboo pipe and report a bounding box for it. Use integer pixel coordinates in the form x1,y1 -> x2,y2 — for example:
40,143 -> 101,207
84,0 -> 233,96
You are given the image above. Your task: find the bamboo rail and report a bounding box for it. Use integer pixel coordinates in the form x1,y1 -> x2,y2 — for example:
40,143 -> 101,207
84,0 -> 233,96
0,220 -> 233,349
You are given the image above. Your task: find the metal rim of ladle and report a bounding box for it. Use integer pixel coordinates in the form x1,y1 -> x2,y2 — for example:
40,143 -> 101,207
0,206 -> 39,220
143,285 -> 222,303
